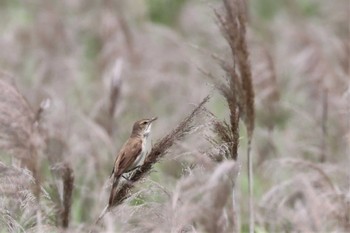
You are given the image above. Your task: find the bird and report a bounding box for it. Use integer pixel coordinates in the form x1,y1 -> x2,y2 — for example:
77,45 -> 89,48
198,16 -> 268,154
108,117 -> 157,207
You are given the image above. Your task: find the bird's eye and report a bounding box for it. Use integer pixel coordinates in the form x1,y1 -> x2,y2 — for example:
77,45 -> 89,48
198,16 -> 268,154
142,121 -> 147,125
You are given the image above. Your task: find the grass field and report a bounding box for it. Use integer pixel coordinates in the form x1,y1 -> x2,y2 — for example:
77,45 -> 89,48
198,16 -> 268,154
0,0 -> 349,232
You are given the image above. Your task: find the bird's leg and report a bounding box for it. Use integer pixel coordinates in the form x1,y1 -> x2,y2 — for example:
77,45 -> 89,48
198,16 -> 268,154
131,165 -> 144,177
121,166 -> 143,183
128,165 -> 141,173
122,175 -> 130,181
121,174 -> 137,185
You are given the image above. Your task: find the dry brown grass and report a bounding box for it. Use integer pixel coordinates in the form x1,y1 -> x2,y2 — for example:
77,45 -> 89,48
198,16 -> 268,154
260,158 -> 349,232
210,0 -> 255,232
0,0 -> 348,232
0,75 -> 75,230
0,75 -> 43,198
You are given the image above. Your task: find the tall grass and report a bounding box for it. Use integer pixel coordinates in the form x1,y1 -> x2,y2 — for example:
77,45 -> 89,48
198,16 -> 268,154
0,0 -> 348,232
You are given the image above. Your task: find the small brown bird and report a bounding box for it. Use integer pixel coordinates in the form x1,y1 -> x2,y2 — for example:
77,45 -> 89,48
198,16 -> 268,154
108,117 -> 157,206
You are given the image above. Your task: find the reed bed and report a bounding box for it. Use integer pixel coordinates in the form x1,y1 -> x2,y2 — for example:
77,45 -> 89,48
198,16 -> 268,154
0,0 -> 348,232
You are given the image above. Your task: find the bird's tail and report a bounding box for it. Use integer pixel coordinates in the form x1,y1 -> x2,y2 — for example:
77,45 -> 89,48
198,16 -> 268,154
108,176 -> 120,207
93,176 -> 120,227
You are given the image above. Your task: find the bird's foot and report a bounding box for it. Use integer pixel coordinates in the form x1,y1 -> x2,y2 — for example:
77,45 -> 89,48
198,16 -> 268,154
121,166 -> 142,183
128,165 -> 142,173
122,175 -> 130,181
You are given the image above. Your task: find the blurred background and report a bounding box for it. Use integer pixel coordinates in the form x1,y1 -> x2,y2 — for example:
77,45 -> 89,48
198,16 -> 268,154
0,0 -> 349,232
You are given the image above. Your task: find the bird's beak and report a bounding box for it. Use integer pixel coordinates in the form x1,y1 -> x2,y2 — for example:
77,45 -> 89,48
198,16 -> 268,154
150,117 -> 158,123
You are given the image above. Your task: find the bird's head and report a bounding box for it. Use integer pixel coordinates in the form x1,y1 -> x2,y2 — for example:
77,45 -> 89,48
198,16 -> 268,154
131,117 -> 157,138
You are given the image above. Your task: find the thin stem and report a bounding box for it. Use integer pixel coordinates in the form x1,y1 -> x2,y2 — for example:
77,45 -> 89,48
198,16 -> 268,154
320,88 -> 328,162
247,139 -> 254,233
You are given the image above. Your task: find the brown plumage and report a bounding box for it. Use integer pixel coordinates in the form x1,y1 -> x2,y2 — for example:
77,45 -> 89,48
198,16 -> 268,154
108,117 -> 157,207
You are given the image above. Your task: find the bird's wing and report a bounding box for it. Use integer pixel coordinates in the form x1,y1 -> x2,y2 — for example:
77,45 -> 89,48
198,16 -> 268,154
109,138 -> 142,207
110,142 -> 125,178
114,138 -> 142,177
